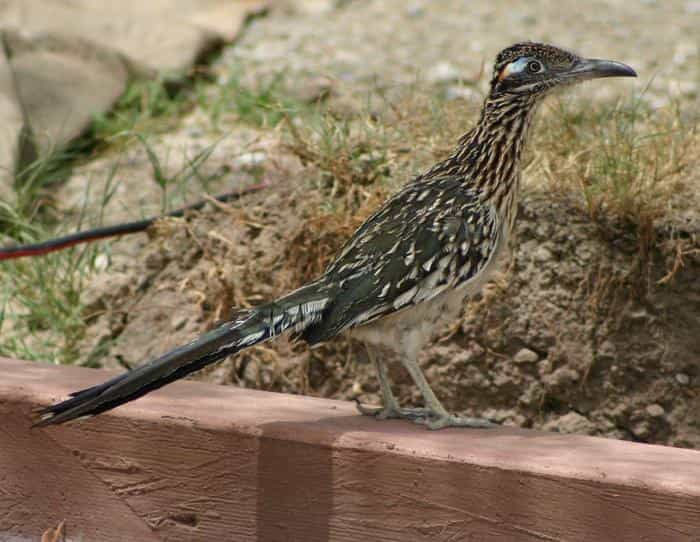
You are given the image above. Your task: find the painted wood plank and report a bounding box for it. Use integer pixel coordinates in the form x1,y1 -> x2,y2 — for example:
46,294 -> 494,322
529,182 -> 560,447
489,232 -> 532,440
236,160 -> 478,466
1,357 -> 699,541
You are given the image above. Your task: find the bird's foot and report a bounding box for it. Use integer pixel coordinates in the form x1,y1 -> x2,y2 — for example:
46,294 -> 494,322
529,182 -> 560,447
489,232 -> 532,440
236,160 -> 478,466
415,413 -> 497,430
354,399 -> 433,421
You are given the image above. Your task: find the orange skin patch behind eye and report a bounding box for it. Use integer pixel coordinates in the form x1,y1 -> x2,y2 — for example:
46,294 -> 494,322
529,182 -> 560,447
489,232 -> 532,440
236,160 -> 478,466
498,63 -> 514,81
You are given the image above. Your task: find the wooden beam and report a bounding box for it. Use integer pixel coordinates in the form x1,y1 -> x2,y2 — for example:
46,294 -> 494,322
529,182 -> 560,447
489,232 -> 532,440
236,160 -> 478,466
1,356 -> 699,542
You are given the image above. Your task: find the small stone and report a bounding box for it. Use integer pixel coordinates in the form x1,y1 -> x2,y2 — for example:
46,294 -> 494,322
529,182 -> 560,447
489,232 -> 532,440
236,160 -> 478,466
675,373 -> 690,385
358,150 -> 384,164
503,414 -> 527,427
533,246 -> 552,263
646,404 -> 665,418
519,382 -> 543,406
513,348 -> 539,364
233,152 -> 266,169
445,85 -> 479,102
94,252 -> 110,272
628,309 -> 649,321
352,380 -> 363,395
405,4 -> 425,17
171,314 -> 188,331
428,61 -> 462,83
481,408 -> 514,423
296,76 -> 334,103
295,0 -> 336,15
543,367 -> 580,388
543,412 -> 596,435
631,420 -> 650,439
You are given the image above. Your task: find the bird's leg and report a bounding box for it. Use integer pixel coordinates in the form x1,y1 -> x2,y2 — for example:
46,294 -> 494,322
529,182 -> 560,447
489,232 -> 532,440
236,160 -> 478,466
400,354 -> 496,430
356,345 -> 432,421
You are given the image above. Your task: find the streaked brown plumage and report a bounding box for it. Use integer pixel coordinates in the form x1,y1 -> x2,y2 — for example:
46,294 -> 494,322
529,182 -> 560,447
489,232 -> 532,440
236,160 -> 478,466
36,42 -> 636,429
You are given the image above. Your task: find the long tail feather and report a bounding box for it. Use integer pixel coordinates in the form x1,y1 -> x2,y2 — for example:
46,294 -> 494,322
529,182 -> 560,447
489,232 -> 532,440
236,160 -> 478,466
33,284 -> 331,427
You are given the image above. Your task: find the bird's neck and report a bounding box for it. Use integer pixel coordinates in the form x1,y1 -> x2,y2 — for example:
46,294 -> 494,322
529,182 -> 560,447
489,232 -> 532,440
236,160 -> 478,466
429,93 -> 540,215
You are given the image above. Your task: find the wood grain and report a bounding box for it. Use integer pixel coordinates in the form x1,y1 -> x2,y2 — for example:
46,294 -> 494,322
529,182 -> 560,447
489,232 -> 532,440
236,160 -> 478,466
1,357 -> 699,541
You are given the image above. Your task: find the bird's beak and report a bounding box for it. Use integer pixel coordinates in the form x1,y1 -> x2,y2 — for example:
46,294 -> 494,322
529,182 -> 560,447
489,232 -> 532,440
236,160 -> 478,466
567,58 -> 637,80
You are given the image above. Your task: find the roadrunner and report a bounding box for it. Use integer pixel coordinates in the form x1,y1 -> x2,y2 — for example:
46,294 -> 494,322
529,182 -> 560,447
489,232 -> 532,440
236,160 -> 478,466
36,43 -> 636,429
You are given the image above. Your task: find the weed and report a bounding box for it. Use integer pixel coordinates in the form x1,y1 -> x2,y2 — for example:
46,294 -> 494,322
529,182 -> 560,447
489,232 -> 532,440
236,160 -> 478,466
532,97 -> 697,254
198,71 -> 306,130
92,75 -> 191,142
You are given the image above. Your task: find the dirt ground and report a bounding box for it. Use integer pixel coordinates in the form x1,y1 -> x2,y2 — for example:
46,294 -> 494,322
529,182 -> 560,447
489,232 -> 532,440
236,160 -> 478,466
61,0 -> 700,447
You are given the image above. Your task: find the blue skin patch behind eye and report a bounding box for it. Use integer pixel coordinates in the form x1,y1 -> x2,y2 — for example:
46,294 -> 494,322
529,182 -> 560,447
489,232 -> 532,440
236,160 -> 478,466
508,58 -> 533,74
500,57 -> 542,80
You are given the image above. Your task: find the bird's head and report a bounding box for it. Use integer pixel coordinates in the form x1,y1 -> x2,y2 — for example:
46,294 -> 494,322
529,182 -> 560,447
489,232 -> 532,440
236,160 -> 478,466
489,42 -> 636,98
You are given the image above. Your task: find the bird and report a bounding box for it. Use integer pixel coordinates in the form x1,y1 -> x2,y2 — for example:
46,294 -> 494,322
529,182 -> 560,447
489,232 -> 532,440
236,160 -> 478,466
34,42 -> 636,429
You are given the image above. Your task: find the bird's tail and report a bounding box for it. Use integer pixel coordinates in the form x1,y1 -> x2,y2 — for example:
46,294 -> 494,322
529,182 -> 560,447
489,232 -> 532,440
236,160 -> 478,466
33,282 -> 332,427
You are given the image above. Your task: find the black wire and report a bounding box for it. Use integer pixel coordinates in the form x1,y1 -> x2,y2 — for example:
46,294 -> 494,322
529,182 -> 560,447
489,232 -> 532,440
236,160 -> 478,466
0,184 -> 268,261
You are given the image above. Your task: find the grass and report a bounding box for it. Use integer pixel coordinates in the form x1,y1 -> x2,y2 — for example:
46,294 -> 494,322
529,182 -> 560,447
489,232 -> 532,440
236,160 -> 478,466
0,243 -> 99,364
534,97 -> 695,230
531,95 -> 698,278
197,71 -> 306,130
93,69 -> 307,144
92,75 -> 191,141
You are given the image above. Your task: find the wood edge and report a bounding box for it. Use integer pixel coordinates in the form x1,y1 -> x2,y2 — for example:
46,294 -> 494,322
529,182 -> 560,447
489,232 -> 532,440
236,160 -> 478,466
3,356 -> 700,500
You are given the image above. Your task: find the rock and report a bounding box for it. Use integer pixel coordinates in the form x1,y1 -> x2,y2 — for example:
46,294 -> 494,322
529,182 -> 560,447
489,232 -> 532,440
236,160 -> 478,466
351,380 -> 363,395
503,414 -> 527,427
631,420 -> 650,439
445,85 -> 479,102
519,381 -> 543,406
675,373 -> 690,385
358,150 -> 384,165
462,365 -> 489,389
543,412 -> 596,435
532,245 -> 553,263
171,314 -> 188,331
296,76 -> 334,103
481,408 -> 514,423
513,348 -> 539,364
405,4 -> 425,17
294,0 -> 338,15
646,404 -> 665,418
543,367 -> 580,388
233,152 -> 266,169
428,61 -> 462,84
94,252 -> 110,272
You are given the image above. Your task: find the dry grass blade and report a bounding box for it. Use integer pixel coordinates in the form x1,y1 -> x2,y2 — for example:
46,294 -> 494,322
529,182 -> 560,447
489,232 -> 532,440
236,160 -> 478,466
533,98 -> 697,236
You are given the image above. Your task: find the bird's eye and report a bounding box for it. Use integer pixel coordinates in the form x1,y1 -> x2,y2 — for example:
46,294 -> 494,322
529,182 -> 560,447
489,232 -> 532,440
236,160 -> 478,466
527,60 -> 543,74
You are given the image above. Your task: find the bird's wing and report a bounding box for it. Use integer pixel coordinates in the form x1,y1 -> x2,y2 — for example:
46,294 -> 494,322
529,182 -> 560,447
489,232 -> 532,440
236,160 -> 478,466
302,176 -> 501,343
